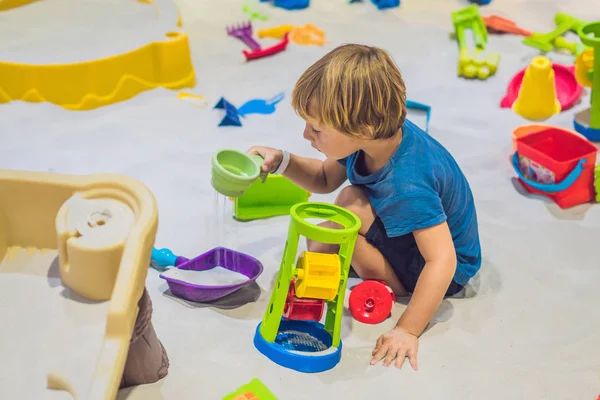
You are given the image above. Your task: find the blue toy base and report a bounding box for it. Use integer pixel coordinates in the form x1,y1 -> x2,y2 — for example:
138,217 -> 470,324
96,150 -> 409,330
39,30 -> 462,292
253,319 -> 342,373
573,118 -> 600,142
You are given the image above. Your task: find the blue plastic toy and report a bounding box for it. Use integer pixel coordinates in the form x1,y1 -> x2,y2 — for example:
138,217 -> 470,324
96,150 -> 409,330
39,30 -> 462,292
237,92 -> 285,117
406,99 -> 431,132
468,0 -> 492,4
260,0 -> 309,10
214,93 -> 285,126
214,97 -> 242,127
371,0 -> 400,9
349,0 -> 399,9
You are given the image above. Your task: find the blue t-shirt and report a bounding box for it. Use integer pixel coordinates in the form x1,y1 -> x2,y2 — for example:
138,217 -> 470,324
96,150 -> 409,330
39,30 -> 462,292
338,119 -> 481,285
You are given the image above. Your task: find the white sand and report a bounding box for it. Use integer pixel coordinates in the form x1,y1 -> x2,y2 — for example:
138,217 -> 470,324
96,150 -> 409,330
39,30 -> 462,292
1,0 -> 600,399
161,266 -> 249,286
0,249 -> 109,400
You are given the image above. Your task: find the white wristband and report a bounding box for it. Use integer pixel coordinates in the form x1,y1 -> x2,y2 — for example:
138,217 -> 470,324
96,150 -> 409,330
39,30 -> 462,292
273,150 -> 290,175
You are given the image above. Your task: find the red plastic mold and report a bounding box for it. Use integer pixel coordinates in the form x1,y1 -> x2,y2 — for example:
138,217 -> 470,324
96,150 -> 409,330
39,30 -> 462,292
501,64 -> 583,112
349,280 -> 395,325
243,33 -> 290,61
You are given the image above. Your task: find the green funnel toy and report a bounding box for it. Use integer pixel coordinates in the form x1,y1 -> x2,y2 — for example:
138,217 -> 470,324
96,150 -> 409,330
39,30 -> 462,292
211,149 -> 265,197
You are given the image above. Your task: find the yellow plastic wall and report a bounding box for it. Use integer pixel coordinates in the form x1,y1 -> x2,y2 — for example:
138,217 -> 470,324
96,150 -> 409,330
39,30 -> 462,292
0,31 -> 195,110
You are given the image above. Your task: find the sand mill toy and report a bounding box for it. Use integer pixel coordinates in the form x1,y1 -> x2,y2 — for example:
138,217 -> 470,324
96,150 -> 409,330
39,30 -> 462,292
253,202 -> 361,373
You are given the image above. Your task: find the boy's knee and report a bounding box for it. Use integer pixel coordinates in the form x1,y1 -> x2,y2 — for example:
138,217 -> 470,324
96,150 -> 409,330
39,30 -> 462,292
335,185 -> 368,208
334,185 -> 374,233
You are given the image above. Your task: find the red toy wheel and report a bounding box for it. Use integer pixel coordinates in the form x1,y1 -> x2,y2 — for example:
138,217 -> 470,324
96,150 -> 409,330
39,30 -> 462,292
283,280 -> 324,321
349,280 -> 395,325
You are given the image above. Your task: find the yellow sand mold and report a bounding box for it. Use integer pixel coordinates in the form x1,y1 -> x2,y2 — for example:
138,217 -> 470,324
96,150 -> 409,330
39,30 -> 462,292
0,0 -> 39,12
0,0 -> 194,110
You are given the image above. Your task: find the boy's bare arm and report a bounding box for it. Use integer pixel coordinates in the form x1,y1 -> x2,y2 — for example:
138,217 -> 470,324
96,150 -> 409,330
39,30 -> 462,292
283,154 -> 347,194
396,221 -> 457,336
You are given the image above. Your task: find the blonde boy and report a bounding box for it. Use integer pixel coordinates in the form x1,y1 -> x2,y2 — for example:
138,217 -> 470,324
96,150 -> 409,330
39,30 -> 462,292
248,44 -> 481,370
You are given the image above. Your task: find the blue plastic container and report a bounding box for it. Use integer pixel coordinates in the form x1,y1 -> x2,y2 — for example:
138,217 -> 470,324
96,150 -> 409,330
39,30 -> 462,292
253,319 -> 342,373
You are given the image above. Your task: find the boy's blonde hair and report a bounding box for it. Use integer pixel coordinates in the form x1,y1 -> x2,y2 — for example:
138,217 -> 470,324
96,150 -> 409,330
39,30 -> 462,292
291,44 -> 407,140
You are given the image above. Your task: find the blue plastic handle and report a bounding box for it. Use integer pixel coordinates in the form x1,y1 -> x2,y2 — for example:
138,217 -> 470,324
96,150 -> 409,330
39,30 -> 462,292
151,247 -> 179,267
512,152 -> 586,193
406,99 -> 431,132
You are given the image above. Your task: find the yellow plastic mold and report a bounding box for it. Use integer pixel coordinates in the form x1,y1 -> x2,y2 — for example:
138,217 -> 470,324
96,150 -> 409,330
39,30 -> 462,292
0,170 -> 158,400
512,56 -> 561,121
295,251 -> 341,301
0,0 -> 39,12
0,30 -> 195,110
0,0 -> 194,110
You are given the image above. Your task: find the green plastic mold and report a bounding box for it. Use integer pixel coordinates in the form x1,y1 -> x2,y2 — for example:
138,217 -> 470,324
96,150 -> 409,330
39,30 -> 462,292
233,174 -> 310,221
222,378 -> 277,400
451,5 -> 500,80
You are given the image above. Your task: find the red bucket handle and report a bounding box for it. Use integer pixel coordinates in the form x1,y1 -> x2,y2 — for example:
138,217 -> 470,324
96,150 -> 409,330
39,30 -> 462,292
512,152 -> 587,193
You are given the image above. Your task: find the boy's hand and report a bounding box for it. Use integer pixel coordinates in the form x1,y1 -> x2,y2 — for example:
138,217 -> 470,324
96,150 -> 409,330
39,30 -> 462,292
247,146 -> 283,174
371,326 -> 419,370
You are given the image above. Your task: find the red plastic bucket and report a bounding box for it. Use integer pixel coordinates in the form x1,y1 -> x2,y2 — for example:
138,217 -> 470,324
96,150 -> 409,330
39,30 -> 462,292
513,127 -> 598,208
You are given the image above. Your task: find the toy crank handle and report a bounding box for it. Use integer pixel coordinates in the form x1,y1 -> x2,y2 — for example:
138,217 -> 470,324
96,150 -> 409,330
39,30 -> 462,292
151,247 -> 188,267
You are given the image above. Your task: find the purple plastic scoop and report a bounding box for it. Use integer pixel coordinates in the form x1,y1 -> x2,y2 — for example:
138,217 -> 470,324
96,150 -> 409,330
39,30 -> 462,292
159,247 -> 263,303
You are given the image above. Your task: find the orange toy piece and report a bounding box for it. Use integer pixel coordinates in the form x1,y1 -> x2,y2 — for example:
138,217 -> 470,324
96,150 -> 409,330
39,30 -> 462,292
483,15 -> 532,36
232,392 -> 259,400
290,23 -> 328,46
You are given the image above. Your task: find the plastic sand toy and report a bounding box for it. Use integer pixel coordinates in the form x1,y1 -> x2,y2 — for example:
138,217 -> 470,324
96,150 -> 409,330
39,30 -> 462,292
258,25 -> 295,39
260,0 -> 309,10
211,149 -> 266,198
512,127 -> 598,209
159,247 -> 263,303
242,2 -> 269,21
451,5 -> 500,80
0,169 -> 160,400
214,94 -> 285,126
234,174 -> 310,221
509,56 -> 562,121
501,60 -> 582,114
227,22 -> 290,61
573,22 -> 600,141
237,93 -> 285,117
523,13 -> 587,54
406,99 -> 432,132
214,97 -> 243,127
290,24 -> 328,46
223,378 -> 278,400
0,0 -> 39,11
595,164 -> 600,202
372,0 -> 400,9
348,0 -> 399,9
0,0 -> 195,110
258,24 -> 327,46
482,15 -> 532,36
151,247 -> 188,268
511,124 -> 586,151
349,280 -> 396,325
177,91 -> 208,108
254,202 -> 361,373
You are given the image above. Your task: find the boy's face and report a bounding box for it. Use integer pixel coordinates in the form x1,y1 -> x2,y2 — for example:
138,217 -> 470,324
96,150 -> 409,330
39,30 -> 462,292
303,119 -> 361,160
